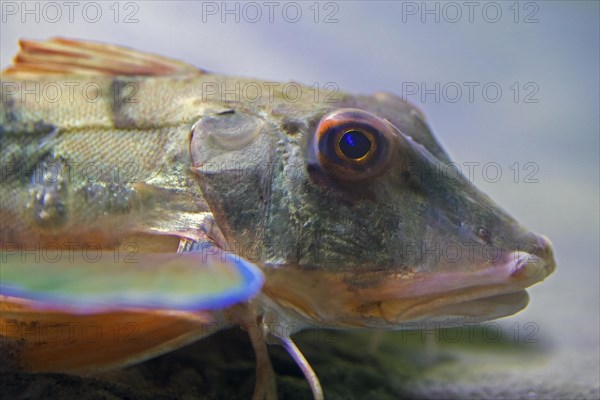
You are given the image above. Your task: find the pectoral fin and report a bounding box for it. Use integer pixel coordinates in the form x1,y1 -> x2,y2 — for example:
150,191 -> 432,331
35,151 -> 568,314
0,244 -> 264,372
0,248 -> 264,313
0,296 -> 215,373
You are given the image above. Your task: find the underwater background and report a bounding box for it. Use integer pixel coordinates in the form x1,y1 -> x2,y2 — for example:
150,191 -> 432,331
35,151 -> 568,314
1,1 -> 598,398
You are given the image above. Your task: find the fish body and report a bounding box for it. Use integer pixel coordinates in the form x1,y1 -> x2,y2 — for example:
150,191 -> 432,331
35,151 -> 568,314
0,38 -> 555,397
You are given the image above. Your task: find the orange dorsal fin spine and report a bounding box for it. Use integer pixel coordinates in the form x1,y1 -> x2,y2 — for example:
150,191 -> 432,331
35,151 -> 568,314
2,37 -> 203,78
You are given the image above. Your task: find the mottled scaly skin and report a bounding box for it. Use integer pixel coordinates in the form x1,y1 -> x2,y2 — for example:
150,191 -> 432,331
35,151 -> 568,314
0,75 -> 326,250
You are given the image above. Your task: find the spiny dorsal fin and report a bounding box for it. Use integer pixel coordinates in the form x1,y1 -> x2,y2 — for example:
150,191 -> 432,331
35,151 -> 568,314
2,37 -> 203,79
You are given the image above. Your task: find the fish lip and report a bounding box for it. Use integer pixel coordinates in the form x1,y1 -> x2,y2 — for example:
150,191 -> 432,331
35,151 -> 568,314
506,251 -> 554,282
394,249 -> 555,298
384,290 -> 531,326
378,249 -> 555,324
388,286 -> 530,323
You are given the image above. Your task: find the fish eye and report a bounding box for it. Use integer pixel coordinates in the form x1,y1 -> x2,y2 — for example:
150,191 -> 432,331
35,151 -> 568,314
313,108 -> 397,181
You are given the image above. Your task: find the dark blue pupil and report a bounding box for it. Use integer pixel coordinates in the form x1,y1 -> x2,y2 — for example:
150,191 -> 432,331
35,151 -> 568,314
339,130 -> 371,160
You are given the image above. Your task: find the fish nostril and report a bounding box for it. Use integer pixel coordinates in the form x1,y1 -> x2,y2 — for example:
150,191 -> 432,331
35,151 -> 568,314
477,227 -> 492,243
530,235 -> 552,259
534,235 -> 554,258
519,235 -> 549,259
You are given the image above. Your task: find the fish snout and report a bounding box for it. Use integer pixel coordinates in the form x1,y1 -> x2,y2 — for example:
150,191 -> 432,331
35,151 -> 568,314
535,232 -> 554,256
534,234 -> 556,277
509,234 -> 556,283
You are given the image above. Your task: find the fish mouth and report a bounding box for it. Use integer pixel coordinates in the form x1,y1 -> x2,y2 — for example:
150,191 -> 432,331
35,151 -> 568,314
262,237 -> 556,329
376,243 -> 556,326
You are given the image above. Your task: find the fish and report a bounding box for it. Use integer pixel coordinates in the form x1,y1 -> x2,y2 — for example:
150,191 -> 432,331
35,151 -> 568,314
0,38 -> 556,399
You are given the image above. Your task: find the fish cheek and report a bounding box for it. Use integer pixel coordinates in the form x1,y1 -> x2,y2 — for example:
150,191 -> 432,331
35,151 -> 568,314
190,111 -> 271,256
292,172 -> 412,272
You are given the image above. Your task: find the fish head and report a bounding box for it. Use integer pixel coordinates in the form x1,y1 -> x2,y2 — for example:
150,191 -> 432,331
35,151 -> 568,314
190,91 -> 555,329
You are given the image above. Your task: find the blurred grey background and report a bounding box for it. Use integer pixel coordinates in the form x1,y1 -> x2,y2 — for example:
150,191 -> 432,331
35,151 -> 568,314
1,1 -> 598,397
